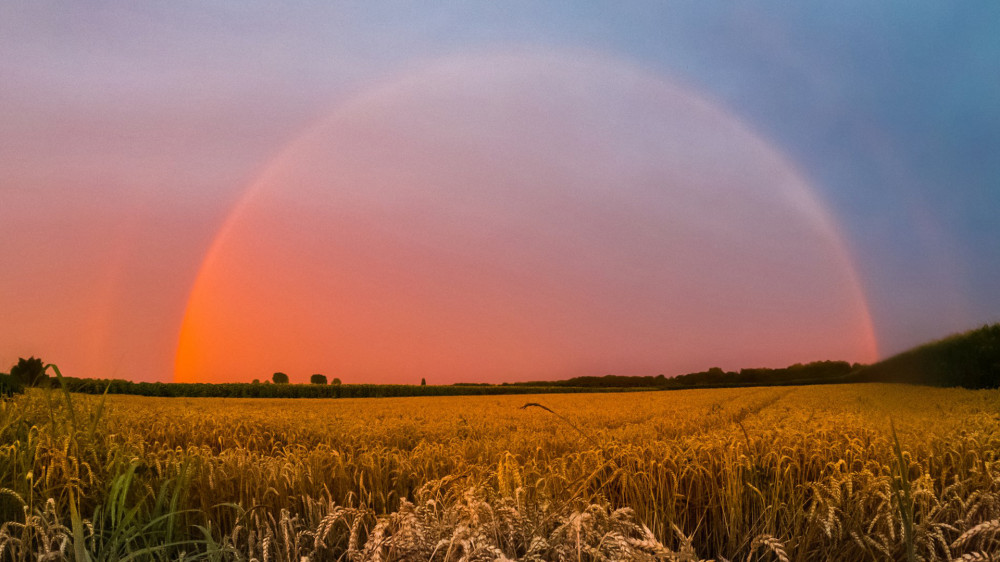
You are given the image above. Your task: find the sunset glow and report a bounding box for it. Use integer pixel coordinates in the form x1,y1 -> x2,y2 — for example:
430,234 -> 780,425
175,54 -> 876,384
5,6 -> 999,560
3,3 -> 995,384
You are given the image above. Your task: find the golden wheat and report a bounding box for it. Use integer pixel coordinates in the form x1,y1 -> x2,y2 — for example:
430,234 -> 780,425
3,384 -> 1000,560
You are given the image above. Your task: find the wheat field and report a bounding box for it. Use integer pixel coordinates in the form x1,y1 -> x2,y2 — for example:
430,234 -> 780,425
3,384 -> 1000,560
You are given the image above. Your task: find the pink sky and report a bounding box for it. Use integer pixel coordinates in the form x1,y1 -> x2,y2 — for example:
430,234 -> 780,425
174,54 -> 876,384
3,50 -> 881,384
5,3 -> 993,385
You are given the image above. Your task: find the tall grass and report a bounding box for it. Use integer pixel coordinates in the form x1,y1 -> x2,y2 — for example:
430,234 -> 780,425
3,383 -> 1000,560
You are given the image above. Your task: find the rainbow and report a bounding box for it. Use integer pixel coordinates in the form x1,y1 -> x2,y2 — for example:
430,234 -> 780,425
174,50 -> 878,384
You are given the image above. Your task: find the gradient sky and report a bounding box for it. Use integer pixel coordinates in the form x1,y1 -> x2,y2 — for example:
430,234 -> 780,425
2,2 -> 998,384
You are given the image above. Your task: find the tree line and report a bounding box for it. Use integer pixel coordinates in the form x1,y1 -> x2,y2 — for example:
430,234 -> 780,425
5,323 -> 997,398
45,377 -> 648,398
2,358 -> 862,399
514,360 -> 861,389
851,323 -> 1000,388
0,358 -> 865,399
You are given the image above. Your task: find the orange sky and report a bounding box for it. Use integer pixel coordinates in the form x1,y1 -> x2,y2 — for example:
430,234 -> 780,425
5,5 -> 996,385
174,54 -> 876,385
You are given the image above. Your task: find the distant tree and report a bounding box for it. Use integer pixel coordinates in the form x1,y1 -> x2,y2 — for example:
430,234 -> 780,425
10,357 -> 47,387
0,373 -> 25,396
310,374 -> 328,385
252,379 -> 260,384
272,372 -> 289,384
331,377 -> 342,385
421,377 -> 426,386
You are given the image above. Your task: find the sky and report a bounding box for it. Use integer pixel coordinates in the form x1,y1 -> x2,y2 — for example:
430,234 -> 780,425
2,2 -> 998,384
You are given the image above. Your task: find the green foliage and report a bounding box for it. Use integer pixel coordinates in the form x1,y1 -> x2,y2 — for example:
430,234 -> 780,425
310,373 -> 327,385
0,372 -> 25,396
853,323 -> 1000,388
516,360 -> 857,389
10,356 -> 48,387
271,372 -> 289,384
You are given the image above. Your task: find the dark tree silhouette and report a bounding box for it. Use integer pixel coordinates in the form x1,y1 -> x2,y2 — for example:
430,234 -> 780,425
0,373 -> 24,396
272,372 -> 289,384
332,377 -> 342,385
421,377 -> 426,386
10,357 -> 47,387
310,374 -> 328,385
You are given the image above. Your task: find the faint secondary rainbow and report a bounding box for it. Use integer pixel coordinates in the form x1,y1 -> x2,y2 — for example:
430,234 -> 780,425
174,50 -> 878,383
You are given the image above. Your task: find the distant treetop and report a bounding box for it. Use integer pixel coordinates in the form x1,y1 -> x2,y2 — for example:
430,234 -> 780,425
10,356 -> 48,387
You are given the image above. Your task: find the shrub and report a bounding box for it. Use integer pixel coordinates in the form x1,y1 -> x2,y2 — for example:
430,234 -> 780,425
0,372 -> 24,397
310,374 -> 327,385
